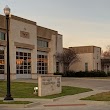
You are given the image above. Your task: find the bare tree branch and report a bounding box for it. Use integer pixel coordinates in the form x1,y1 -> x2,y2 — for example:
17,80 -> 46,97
102,45 -> 110,58
56,48 -> 79,72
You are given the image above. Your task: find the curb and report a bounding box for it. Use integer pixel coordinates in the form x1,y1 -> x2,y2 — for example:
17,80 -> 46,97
53,96 -> 67,101
24,102 -> 41,108
0,102 -> 41,108
0,104 -> 26,108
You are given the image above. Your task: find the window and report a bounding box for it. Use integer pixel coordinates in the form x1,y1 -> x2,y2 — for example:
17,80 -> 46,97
107,65 -> 109,72
56,62 -> 59,72
16,51 -> 31,74
0,50 -> 4,74
97,54 -> 98,59
37,39 -> 48,48
97,63 -> 98,71
0,32 -> 5,40
37,54 -> 48,74
85,63 -> 88,71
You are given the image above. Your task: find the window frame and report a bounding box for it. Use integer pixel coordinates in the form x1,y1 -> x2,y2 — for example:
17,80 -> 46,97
85,62 -> 88,71
37,39 -> 48,48
16,51 -> 31,74
37,53 -> 48,74
0,49 -> 4,74
0,32 -> 5,40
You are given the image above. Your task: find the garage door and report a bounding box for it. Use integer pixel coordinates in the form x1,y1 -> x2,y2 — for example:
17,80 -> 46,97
16,48 -> 31,79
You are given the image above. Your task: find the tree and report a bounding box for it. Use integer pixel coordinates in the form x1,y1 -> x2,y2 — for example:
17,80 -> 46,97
56,48 -> 79,73
102,45 -> 110,58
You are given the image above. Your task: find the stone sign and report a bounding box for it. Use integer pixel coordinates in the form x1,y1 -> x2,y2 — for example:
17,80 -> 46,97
38,75 -> 62,96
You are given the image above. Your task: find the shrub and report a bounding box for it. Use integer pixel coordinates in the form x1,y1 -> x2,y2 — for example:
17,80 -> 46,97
77,71 -> 107,77
54,72 -> 63,76
65,71 -> 76,77
54,71 -> 75,77
107,71 -> 110,76
54,70 -> 107,77
88,70 -> 107,77
75,71 -> 85,77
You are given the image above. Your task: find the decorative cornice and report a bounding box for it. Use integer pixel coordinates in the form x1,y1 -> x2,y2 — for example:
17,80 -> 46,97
14,42 -> 35,50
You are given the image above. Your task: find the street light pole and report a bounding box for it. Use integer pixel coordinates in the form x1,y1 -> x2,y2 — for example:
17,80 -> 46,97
4,5 -> 13,100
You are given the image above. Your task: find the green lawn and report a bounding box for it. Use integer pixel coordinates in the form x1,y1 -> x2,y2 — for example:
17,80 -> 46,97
0,81 -> 92,99
81,91 -> 110,101
41,86 -> 92,99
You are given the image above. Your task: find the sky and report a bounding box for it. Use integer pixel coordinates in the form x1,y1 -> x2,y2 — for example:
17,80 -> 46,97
0,0 -> 110,51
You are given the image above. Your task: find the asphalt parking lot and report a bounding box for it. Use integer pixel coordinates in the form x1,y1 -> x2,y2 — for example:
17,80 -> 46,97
62,77 -> 110,90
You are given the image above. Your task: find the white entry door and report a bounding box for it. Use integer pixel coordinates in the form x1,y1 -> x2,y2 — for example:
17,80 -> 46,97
37,51 -> 48,74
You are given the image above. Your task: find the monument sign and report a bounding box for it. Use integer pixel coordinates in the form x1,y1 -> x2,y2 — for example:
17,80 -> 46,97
38,75 -> 62,96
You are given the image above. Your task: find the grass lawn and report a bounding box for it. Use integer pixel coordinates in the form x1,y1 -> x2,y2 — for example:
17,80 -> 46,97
0,81 -> 92,99
81,91 -> 110,101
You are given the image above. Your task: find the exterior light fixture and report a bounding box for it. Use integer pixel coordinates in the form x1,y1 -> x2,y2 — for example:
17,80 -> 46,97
4,5 -> 13,101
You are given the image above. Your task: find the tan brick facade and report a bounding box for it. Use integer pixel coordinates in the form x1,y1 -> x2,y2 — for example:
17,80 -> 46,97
69,46 -> 101,72
0,15 -> 6,29
0,14 -> 63,80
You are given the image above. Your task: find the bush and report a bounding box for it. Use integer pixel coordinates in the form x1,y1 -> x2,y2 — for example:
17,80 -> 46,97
54,71 -> 76,77
54,72 -> 63,76
54,70 -> 107,77
107,71 -> 110,76
64,71 -> 76,77
75,71 -> 86,77
88,70 -> 107,77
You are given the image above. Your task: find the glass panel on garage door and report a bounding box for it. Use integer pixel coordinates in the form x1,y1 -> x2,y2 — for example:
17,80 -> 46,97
0,46 -> 5,80
16,48 -> 31,78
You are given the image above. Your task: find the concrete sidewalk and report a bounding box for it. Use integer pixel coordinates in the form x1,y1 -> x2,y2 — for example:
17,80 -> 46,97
0,89 -> 109,109
40,89 -> 110,106
33,89 -> 110,110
